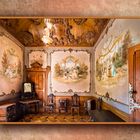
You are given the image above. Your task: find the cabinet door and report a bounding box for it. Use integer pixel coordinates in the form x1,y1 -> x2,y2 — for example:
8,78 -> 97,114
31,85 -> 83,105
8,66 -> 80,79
35,72 -> 46,102
26,71 -> 46,101
27,72 -> 36,83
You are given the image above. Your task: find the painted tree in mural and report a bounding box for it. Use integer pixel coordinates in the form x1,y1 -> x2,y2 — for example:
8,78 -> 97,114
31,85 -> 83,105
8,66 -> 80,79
96,60 -> 102,81
96,30 -> 132,83
113,31 -> 132,69
122,30 -> 132,64
17,60 -> 22,77
1,51 -> 8,74
54,63 -> 63,77
1,48 -> 22,79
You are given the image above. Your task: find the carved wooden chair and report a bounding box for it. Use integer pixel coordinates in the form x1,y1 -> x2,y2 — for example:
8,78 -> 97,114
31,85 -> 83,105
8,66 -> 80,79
71,94 -> 80,115
44,94 -> 55,113
58,99 -> 68,113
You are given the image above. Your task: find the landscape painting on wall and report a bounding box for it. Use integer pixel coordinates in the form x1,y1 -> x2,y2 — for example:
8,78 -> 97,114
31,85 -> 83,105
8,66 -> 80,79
0,35 -> 23,95
51,49 -> 90,94
95,30 -> 132,104
96,31 -> 131,87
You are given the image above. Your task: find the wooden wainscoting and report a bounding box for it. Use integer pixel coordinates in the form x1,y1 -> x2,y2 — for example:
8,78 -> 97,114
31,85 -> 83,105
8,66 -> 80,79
101,101 -> 130,122
49,95 -> 130,122
54,96 -> 95,113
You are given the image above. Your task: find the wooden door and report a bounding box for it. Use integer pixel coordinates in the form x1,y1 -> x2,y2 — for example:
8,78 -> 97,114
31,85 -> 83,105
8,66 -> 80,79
128,44 -> 140,121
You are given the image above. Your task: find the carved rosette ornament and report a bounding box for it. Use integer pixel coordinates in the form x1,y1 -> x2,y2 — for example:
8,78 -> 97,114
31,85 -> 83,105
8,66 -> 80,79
129,83 -> 140,113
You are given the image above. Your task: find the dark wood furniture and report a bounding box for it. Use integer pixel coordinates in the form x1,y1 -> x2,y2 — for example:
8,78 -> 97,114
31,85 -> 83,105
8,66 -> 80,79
19,82 -> 41,115
26,66 -> 50,107
0,103 -> 17,122
71,94 -> 80,115
58,99 -> 68,113
84,99 -> 96,112
19,99 -> 40,115
83,99 -> 96,115
44,94 -> 55,113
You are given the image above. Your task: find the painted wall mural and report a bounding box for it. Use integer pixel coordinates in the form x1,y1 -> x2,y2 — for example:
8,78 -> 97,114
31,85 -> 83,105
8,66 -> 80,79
54,55 -> 88,83
94,19 -> 140,113
0,18 -> 109,47
1,48 -> 22,79
0,35 -> 23,95
95,19 -> 140,107
51,49 -> 90,94
96,31 -> 132,104
29,50 -> 47,68
96,31 -> 131,88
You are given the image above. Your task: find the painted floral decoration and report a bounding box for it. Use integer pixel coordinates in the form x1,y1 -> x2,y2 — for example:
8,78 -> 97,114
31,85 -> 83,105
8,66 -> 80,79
1,48 -> 21,79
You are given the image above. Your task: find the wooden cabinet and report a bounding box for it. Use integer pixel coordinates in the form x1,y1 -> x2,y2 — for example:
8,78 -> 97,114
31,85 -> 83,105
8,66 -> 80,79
26,67 -> 50,106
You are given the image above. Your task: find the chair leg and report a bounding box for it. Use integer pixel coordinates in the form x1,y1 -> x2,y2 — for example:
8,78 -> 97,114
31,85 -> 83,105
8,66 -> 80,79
71,108 -> 73,116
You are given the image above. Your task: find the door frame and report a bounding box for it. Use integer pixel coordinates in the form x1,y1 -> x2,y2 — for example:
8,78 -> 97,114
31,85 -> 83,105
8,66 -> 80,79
128,43 -> 140,121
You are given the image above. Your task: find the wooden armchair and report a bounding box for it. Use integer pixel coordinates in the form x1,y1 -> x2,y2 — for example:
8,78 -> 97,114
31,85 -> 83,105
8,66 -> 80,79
71,94 -> 80,115
58,99 -> 68,113
44,94 -> 55,113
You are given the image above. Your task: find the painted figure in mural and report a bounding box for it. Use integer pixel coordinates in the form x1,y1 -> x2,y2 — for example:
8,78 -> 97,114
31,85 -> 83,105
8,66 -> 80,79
111,62 -> 116,77
96,31 -> 132,88
1,48 -> 21,79
71,68 -> 79,79
54,55 -> 88,83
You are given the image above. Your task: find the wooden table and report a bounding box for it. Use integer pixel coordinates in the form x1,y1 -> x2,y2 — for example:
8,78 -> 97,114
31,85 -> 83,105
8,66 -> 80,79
19,99 -> 40,115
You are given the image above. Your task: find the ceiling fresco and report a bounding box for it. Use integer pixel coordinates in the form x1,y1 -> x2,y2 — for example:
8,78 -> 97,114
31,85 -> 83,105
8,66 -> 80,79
0,18 -> 109,47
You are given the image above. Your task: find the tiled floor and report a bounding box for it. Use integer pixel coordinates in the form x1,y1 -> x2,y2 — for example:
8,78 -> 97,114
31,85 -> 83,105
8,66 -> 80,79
20,113 -> 91,122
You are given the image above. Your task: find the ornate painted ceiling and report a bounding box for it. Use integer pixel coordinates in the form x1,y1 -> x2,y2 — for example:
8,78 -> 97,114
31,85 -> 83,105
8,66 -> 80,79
0,18 -> 109,47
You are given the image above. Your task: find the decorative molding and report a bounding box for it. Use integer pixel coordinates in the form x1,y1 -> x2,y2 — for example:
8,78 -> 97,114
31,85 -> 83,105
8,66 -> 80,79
0,26 -> 25,50
129,83 -> 140,113
95,92 -> 128,106
51,48 -> 91,54
0,31 -> 4,36
94,19 -> 114,51
29,49 -> 47,54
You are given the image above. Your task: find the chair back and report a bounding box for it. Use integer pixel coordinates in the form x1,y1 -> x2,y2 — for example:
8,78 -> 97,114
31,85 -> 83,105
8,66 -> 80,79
59,99 -> 67,108
47,94 -> 55,105
72,94 -> 80,106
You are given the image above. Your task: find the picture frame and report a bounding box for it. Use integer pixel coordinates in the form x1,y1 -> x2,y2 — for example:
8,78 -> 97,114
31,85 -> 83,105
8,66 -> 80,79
23,82 -> 33,93
0,17 -> 140,125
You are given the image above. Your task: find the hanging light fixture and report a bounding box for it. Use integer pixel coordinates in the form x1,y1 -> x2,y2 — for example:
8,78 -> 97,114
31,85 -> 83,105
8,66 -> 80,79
42,19 -> 53,44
